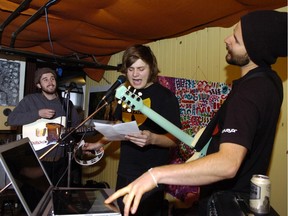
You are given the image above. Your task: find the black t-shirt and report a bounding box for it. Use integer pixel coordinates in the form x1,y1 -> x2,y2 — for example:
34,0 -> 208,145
115,83 -> 182,178
201,67 -> 283,197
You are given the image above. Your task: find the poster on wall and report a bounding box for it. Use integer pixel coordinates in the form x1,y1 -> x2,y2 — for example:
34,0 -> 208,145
0,58 -> 26,106
158,75 -> 231,203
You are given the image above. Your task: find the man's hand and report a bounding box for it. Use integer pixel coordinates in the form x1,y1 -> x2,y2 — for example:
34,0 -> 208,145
104,169 -> 158,216
38,108 -> 55,119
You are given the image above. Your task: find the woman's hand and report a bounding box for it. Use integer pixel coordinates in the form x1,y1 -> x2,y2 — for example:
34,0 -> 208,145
82,142 -> 103,151
125,130 -> 154,147
125,130 -> 177,148
82,137 -> 110,151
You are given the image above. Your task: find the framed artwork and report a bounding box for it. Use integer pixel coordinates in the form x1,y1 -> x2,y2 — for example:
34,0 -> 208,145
0,58 -> 26,106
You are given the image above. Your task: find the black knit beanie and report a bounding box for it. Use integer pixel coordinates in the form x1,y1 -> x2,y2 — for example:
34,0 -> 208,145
241,10 -> 287,67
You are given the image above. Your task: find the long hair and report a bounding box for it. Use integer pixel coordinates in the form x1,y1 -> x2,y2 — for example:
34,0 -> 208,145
120,44 -> 160,83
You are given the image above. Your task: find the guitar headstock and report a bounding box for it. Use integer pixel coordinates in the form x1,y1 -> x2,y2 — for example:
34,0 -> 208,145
115,86 -> 143,112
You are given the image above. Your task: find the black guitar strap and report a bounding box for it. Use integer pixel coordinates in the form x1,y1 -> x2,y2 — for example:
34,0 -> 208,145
194,106 -> 221,152
194,68 -> 283,152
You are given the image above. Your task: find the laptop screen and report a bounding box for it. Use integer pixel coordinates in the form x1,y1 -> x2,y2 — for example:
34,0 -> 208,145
0,138 -> 53,216
52,188 -> 120,215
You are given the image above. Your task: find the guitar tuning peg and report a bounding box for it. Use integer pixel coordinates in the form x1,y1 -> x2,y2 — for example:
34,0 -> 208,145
138,92 -> 142,97
118,100 -> 122,104
126,86 -> 132,94
127,108 -> 131,113
123,104 -> 127,108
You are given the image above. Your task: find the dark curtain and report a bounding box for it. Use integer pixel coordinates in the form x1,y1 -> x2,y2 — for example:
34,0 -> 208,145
24,61 -> 37,96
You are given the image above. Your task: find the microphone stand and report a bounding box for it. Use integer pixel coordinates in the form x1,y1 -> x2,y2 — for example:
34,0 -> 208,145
40,97 -> 113,186
64,90 -> 73,188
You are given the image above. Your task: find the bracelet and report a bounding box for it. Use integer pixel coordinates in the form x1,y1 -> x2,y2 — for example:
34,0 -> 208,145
148,168 -> 158,187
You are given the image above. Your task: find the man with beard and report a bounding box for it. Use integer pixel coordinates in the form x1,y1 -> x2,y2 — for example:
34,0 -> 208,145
8,67 -> 81,186
104,10 -> 287,216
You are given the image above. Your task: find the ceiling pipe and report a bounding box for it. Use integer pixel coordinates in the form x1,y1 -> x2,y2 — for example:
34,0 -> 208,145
0,0 -> 32,43
0,46 -> 120,70
10,0 -> 59,48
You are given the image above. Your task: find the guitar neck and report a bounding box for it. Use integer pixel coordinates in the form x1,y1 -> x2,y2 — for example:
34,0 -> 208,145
140,105 -> 194,147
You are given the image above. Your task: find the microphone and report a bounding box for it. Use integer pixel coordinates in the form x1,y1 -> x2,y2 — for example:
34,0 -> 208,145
101,75 -> 126,102
65,82 -> 77,92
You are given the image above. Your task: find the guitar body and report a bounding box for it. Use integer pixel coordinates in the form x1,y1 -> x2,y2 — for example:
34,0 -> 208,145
186,127 -> 210,162
22,116 -> 66,151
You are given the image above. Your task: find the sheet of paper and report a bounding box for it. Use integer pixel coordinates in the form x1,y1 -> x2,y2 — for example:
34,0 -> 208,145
93,121 -> 140,141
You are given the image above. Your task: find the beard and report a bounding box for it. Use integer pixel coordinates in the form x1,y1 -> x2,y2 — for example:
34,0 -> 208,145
226,51 -> 250,67
41,85 -> 57,95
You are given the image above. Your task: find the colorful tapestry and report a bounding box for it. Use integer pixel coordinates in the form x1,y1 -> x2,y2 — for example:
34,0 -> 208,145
158,76 -> 231,204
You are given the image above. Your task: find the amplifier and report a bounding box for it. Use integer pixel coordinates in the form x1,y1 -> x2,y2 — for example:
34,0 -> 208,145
0,106 -> 16,130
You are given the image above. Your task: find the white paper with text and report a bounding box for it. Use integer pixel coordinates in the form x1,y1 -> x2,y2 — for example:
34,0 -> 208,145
93,121 -> 140,140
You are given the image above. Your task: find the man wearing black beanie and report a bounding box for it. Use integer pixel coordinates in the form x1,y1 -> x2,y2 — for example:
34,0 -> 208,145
104,10 -> 287,216
241,10 -> 287,67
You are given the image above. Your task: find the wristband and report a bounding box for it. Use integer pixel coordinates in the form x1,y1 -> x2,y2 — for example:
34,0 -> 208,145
148,168 -> 158,187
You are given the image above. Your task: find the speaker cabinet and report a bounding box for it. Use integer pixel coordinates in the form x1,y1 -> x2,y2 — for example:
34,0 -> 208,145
0,106 -> 16,130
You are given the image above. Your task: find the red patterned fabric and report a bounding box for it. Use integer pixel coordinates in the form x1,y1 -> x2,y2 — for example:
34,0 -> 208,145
158,76 -> 231,203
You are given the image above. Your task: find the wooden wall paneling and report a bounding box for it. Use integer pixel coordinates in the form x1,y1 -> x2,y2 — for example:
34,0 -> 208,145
207,27 -> 221,82
269,56 -> 287,215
